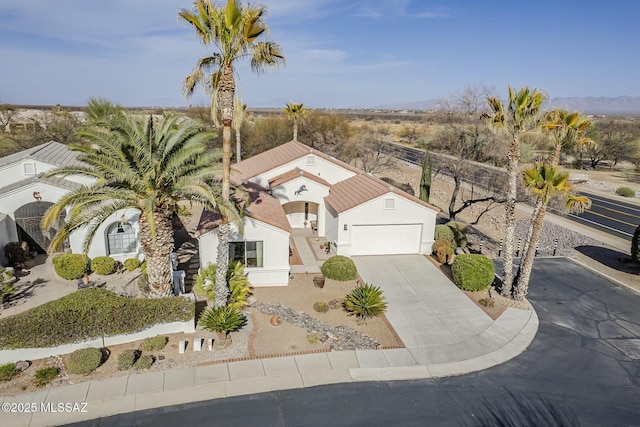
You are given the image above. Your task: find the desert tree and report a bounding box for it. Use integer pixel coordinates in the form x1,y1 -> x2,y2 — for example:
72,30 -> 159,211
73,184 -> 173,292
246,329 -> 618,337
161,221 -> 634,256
353,124 -> 397,174
179,0 -> 285,307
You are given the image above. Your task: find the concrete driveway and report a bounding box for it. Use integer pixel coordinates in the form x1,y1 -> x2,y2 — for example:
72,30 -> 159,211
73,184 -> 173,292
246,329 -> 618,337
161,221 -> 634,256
353,255 -> 536,370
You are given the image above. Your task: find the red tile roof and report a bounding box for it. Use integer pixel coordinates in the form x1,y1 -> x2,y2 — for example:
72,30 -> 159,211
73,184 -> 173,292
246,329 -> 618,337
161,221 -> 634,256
268,167 -> 331,188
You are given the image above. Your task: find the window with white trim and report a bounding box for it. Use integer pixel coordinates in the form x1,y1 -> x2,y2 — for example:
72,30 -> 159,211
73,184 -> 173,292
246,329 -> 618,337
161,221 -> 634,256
107,222 -> 137,254
230,241 -> 263,267
384,198 -> 395,209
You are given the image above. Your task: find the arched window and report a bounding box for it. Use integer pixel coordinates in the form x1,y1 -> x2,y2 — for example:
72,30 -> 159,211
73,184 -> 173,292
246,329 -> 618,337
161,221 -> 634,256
107,222 -> 136,255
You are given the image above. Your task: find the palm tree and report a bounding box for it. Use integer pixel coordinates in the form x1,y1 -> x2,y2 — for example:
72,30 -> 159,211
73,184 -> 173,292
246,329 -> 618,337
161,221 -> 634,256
41,113 -> 238,297
284,101 -> 308,141
232,96 -> 247,163
85,98 -> 124,124
512,163 -> 591,299
485,86 -> 547,297
179,0 -> 285,307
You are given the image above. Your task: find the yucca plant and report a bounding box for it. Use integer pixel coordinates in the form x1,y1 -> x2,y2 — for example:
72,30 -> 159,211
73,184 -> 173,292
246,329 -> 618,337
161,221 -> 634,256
194,262 -> 253,308
344,284 -> 388,322
198,305 -> 245,348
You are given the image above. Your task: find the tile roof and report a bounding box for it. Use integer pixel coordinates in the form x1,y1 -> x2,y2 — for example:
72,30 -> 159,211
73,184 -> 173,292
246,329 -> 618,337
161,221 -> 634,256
0,174 -> 83,198
325,173 -> 439,214
235,140 -> 362,179
268,168 -> 331,188
0,141 -> 82,169
196,182 -> 291,237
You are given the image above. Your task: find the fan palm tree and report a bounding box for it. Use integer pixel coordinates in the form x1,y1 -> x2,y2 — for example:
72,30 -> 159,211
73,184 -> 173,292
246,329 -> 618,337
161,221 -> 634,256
513,163 -> 591,299
41,113 -> 238,297
232,96 -> 247,163
485,86 -> 547,297
284,101 -> 308,141
179,0 -> 285,307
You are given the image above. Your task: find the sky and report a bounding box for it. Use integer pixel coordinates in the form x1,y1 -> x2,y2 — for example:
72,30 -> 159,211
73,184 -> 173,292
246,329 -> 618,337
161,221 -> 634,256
0,0 -> 639,109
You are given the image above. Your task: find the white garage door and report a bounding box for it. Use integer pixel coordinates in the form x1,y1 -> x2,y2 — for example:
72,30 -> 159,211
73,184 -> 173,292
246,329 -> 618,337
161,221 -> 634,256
351,224 -> 422,255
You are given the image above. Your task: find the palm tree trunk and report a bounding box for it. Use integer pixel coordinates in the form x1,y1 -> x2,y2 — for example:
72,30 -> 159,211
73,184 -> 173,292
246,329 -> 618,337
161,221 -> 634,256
293,121 -> 298,141
138,211 -> 174,297
520,198 -> 543,263
514,202 -> 547,300
213,65 -> 235,308
501,138 -> 520,297
235,128 -> 242,163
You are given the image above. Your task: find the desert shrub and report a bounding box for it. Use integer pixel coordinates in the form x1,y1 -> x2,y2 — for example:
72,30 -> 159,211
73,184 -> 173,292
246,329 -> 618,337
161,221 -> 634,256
52,253 -> 90,280
33,367 -> 59,387
632,224 -> 640,264
0,288 -> 194,349
142,336 -> 168,351
123,258 -> 140,272
344,284 -> 388,320
478,298 -> 494,309
198,306 -> 245,334
446,221 -> 468,248
0,363 -> 16,381
451,254 -> 495,291
306,333 -> 319,344
434,224 -> 455,247
133,354 -> 154,370
117,349 -> 140,371
432,239 -> 454,264
616,186 -> 635,197
3,242 -> 27,267
194,262 -> 253,308
91,256 -> 116,275
67,347 -> 103,375
313,302 -> 329,313
321,256 -> 357,281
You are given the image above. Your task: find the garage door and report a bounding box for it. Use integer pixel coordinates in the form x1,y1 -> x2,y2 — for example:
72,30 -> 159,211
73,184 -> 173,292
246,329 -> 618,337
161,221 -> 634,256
351,224 -> 422,255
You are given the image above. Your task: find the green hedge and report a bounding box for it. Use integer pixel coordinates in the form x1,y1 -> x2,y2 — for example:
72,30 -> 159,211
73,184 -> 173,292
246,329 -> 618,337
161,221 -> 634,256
67,347 -> 103,375
91,256 -> 116,275
321,256 -> 357,281
0,288 -> 194,349
451,254 -> 495,291
124,258 -> 140,272
117,349 -> 140,371
52,253 -> 90,280
142,336 -> 168,351
434,224 -> 455,247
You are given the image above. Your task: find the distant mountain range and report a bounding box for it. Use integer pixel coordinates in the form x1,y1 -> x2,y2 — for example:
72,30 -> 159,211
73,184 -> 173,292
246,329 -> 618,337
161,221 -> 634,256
375,96 -> 640,115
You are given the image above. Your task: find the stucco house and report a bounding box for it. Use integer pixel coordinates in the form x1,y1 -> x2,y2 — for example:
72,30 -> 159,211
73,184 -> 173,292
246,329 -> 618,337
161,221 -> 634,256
0,141 -> 142,265
196,140 -> 439,287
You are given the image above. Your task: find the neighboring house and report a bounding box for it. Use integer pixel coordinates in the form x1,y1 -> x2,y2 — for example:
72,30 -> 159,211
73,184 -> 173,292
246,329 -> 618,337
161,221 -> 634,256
196,140 -> 438,286
0,142 -> 142,265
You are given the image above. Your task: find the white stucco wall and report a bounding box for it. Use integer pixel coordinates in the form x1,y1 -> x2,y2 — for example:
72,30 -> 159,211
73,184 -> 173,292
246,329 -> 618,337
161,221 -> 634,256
199,218 -> 291,286
251,155 -> 356,188
333,193 -> 437,256
0,215 -> 11,266
324,206 -> 339,252
272,176 -> 329,234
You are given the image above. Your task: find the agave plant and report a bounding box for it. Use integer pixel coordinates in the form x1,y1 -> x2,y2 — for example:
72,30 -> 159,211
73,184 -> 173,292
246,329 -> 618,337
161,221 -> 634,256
344,284 -> 388,321
199,305 -> 245,349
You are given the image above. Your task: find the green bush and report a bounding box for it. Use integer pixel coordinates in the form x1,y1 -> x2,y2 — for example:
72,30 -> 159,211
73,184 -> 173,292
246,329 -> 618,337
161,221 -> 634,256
321,256 -> 357,281
33,367 -> 58,387
67,347 -> 103,375
142,336 -> 168,351
52,253 -> 90,280
313,302 -> 329,313
432,239 -> 454,264
451,254 -> 495,291
3,242 -> 27,267
140,261 -> 147,274
198,306 -> 245,334
0,363 -> 16,381
344,284 -> 388,321
0,288 -> 194,349
616,187 -> 635,197
194,262 -> 253,308
123,258 -> 140,272
117,349 -> 140,371
632,224 -> 640,264
446,221 -> 468,248
91,256 -> 116,275
434,224 -> 455,247
133,354 -> 154,370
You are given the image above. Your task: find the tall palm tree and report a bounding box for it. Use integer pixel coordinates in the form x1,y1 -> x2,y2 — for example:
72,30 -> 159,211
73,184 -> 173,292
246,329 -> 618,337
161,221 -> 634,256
284,101 -> 308,141
519,109 -> 592,262
232,96 -> 247,163
179,0 -> 285,307
513,163 -> 591,299
85,97 -> 124,124
41,113 -> 238,297
485,86 -> 547,297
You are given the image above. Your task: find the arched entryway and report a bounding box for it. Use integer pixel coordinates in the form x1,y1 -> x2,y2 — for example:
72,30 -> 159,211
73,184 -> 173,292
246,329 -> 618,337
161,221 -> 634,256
14,201 -> 65,254
282,201 -> 319,229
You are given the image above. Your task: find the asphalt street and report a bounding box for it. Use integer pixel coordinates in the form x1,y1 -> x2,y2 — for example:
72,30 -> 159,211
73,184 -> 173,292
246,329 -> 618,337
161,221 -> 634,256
566,190 -> 640,241
77,258 -> 640,427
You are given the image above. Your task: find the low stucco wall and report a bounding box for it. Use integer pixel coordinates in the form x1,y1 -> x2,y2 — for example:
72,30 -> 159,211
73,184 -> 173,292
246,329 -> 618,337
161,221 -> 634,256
0,294 -> 196,364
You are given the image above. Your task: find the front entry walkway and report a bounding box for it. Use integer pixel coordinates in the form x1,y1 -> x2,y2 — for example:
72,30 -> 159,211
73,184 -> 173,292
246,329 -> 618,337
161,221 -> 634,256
289,229 -> 322,274
353,255 -> 537,375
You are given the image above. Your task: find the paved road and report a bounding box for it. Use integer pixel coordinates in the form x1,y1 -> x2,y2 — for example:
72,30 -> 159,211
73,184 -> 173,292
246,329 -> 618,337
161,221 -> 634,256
79,258 -> 640,426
